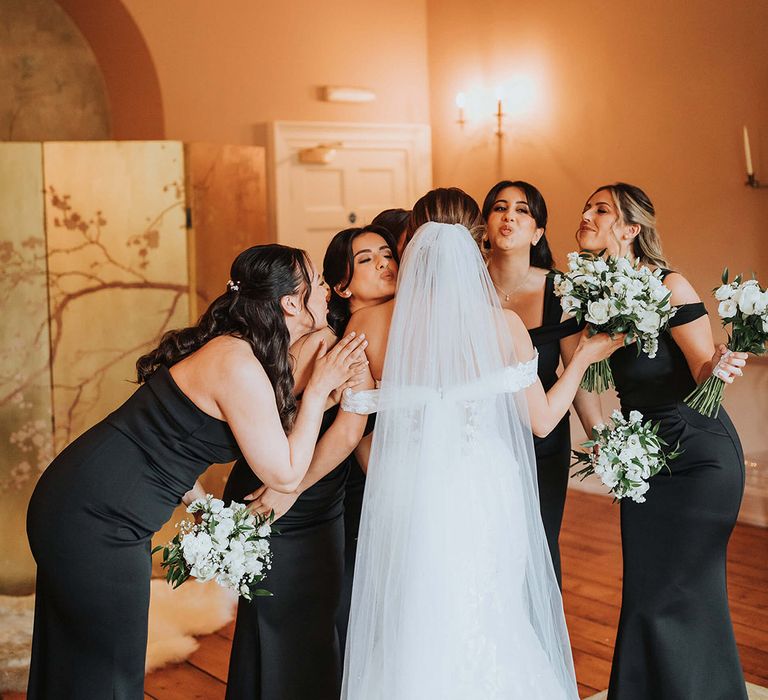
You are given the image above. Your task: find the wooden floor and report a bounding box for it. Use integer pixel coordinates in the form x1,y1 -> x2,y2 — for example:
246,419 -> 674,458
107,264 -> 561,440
4,490 -> 766,699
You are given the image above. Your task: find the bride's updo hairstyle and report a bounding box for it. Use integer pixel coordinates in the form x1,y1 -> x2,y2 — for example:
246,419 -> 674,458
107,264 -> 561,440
592,182 -> 668,268
403,187 -> 485,248
136,244 -> 313,431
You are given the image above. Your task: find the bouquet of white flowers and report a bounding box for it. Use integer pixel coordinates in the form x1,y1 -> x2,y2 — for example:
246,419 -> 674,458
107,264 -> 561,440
552,251 -> 677,392
685,270 -> 768,418
152,494 -> 273,600
571,410 -> 681,502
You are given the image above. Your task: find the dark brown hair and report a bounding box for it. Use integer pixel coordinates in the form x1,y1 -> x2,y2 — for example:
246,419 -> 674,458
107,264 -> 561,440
481,180 -> 554,269
323,225 -> 398,337
136,244 -> 312,431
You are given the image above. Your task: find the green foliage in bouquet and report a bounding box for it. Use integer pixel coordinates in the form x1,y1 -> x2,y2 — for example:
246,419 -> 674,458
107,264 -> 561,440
685,269 -> 768,418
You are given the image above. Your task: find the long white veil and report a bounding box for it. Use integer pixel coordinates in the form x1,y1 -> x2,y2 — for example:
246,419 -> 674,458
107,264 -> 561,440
342,223 -> 578,699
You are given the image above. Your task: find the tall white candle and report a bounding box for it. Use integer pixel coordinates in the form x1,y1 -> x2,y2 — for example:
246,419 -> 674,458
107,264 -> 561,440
743,125 -> 754,176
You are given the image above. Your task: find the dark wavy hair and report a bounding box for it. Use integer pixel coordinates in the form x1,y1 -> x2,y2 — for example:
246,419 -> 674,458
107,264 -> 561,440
481,180 -> 554,269
370,208 -> 410,241
404,187 -> 484,247
136,244 -> 313,431
323,224 -> 399,337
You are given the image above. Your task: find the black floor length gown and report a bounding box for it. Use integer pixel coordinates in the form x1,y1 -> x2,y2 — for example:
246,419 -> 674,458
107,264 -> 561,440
528,274 -> 581,585
26,366 -> 241,699
607,283 -> 747,700
223,406 -> 350,700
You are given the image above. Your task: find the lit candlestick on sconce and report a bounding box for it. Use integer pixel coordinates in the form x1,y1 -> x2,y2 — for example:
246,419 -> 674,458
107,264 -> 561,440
743,125 -> 766,188
456,92 -> 466,126
495,86 -> 505,138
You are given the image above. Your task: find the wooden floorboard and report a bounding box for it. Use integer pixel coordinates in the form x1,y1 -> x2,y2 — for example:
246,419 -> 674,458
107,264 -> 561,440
3,490 -> 765,700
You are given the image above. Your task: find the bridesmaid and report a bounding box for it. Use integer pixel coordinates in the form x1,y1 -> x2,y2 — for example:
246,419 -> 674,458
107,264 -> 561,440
25,244 -> 366,699
225,224 -> 398,700
482,180 -> 594,585
576,182 -> 749,700
325,220 -> 400,656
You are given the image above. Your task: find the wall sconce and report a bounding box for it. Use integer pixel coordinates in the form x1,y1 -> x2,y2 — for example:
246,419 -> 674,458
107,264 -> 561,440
454,78 -> 537,139
494,87 -> 505,139
455,92 -> 466,126
743,126 -> 767,188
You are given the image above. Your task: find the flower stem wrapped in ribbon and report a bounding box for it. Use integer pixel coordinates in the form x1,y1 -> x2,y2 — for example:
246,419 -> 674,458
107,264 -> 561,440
152,494 -> 274,600
552,251 -> 677,392
684,269 -> 768,418
572,410 -> 682,502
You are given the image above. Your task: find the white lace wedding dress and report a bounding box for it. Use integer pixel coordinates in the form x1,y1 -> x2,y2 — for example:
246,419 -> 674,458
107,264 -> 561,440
340,223 -> 579,700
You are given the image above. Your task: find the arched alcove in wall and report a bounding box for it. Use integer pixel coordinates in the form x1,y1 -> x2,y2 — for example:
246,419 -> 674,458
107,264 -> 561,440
0,0 -> 111,141
57,0 -> 164,139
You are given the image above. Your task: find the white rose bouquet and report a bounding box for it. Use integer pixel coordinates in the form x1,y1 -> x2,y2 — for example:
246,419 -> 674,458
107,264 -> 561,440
685,270 -> 768,417
552,251 -> 677,392
571,410 -> 681,502
152,494 -> 274,600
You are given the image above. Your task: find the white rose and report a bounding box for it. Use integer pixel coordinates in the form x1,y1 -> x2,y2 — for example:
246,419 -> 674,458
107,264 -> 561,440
561,296 -> 582,314
635,309 -> 661,334
714,284 -> 736,301
651,284 -> 670,302
190,560 -> 217,582
628,410 -> 643,424
718,299 -> 738,319
737,283 -> 762,314
257,522 -> 271,538
615,257 -> 633,274
593,258 -> 609,274
208,498 -> 225,514
213,518 -> 235,544
629,481 -> 650,503
754,291 -> 768,314
586,299 -> 611,325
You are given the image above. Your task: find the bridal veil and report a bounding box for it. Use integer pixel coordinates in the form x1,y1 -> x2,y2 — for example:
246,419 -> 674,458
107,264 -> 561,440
341,222 -> 578,699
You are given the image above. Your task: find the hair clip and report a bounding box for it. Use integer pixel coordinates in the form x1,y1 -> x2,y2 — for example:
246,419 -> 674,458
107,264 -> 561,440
227,279 -> 241,292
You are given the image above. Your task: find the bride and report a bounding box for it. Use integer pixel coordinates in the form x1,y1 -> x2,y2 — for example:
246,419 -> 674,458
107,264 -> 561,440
340,189 -> 622,699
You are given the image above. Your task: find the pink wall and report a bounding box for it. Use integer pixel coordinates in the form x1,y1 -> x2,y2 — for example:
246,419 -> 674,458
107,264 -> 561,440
118,0 -> 431,144
426,0 -> 768,302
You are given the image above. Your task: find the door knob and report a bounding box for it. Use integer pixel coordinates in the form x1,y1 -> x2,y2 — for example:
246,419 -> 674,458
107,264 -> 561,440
348,212 -> 357,224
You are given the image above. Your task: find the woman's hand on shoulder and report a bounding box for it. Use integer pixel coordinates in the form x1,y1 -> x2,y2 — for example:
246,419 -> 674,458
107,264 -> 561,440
305,332 -> 369,399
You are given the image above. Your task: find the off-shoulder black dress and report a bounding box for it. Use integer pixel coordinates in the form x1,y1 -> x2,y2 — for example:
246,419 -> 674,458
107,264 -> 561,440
607,274 -> 747,700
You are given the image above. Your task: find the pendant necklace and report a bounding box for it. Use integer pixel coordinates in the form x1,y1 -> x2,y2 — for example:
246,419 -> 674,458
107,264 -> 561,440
491,270 -> 530,303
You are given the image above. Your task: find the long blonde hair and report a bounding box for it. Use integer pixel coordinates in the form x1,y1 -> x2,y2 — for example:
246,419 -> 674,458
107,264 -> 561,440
592,182 -> 668,268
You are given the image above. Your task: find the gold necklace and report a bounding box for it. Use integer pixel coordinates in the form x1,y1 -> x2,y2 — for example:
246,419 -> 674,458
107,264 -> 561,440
491,270 -> 530,302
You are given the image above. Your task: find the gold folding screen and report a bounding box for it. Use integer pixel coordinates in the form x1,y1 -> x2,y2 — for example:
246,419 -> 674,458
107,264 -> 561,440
0,141 -> 268,593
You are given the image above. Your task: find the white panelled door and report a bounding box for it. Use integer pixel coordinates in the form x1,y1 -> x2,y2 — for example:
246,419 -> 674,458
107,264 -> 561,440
264,122 -> 432,270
